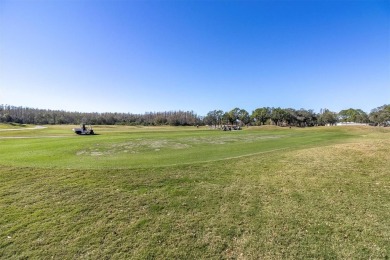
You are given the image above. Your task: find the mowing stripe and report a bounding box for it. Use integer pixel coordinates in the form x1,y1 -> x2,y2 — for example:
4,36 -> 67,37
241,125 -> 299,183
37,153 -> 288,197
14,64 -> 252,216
0,126 -> 47,131
154,147 -> 291,168
0,136 -> 69,139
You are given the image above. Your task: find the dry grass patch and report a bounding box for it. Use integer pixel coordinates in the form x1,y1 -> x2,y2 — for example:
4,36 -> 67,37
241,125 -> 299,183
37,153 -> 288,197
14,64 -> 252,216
228,135 -> 390,259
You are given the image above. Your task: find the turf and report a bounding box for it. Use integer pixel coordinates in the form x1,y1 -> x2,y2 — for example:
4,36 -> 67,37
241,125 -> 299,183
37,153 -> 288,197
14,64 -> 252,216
0,125 -> 354,169
0,125 -> 389,259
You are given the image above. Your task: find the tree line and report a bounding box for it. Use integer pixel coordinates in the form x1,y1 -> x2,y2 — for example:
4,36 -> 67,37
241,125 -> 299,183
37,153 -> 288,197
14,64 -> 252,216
0,105 -> 202,126
1,104 -> 389,127
204,105 -> 390,127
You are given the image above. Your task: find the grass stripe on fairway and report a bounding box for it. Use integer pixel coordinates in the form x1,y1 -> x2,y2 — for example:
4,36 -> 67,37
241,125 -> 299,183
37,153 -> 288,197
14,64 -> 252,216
159,147 -> 291,167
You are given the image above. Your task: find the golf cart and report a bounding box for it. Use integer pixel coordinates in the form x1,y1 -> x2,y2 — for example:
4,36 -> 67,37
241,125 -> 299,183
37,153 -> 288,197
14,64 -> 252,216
72,124 -> 95,135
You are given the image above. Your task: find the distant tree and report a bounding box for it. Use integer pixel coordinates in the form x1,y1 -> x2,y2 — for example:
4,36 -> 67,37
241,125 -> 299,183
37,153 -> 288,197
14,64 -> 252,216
215,110 -> 224,127
228,108 -> 241,126
369,104 -> 390,126
222,112 -> 232,125
205,110 -> 218,127
338,108 -> 369,123
2,113 -> 12,123
204,110 -> 225,128
238,109 -> 250,126
284,108 -> 297,126
292,108 -> 317,127
318,109 -> 338,126
270,107 -> 289,126
154,114 -> 168,125
251,107 -> 271,125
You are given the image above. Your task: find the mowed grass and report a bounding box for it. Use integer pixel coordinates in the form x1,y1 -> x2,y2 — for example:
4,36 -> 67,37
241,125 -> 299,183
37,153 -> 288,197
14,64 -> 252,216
0,125 -> 355,169
0,125 -> 389,259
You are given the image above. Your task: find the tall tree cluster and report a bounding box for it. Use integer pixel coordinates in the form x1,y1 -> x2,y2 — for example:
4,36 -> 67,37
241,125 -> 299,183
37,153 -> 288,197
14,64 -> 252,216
1,104 -> 389,127
369,104 -> 390,126
205,105 -> 390,127
0,105 -> 202,126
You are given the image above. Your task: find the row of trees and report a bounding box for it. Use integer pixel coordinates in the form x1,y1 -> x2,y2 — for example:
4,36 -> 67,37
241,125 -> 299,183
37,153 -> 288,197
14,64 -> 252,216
0,105 -> 202,126
204,105 -> 390,127
1,104 -> 389,127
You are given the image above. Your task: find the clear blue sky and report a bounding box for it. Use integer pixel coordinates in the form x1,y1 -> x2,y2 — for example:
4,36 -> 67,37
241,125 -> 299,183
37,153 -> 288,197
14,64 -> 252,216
1,0 -> 389,115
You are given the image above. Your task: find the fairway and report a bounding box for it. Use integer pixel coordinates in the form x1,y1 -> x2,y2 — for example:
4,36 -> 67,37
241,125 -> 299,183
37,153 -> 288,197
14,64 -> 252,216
0,125 -> 355,169
1,125 -> 389,259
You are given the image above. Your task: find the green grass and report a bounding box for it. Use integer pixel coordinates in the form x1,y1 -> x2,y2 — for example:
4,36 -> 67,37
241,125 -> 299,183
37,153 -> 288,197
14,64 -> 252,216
0,125 -> 389,259
0,125 -> 355,169
0,123 -> 33,129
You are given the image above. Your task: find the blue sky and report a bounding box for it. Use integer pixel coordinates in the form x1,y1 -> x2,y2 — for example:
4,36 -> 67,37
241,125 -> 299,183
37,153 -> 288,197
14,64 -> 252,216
0,0 -> 389,115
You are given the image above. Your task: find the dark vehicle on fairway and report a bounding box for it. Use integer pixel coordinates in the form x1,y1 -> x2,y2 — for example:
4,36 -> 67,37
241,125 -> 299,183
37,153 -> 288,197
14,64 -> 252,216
72,124 -> 95,135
